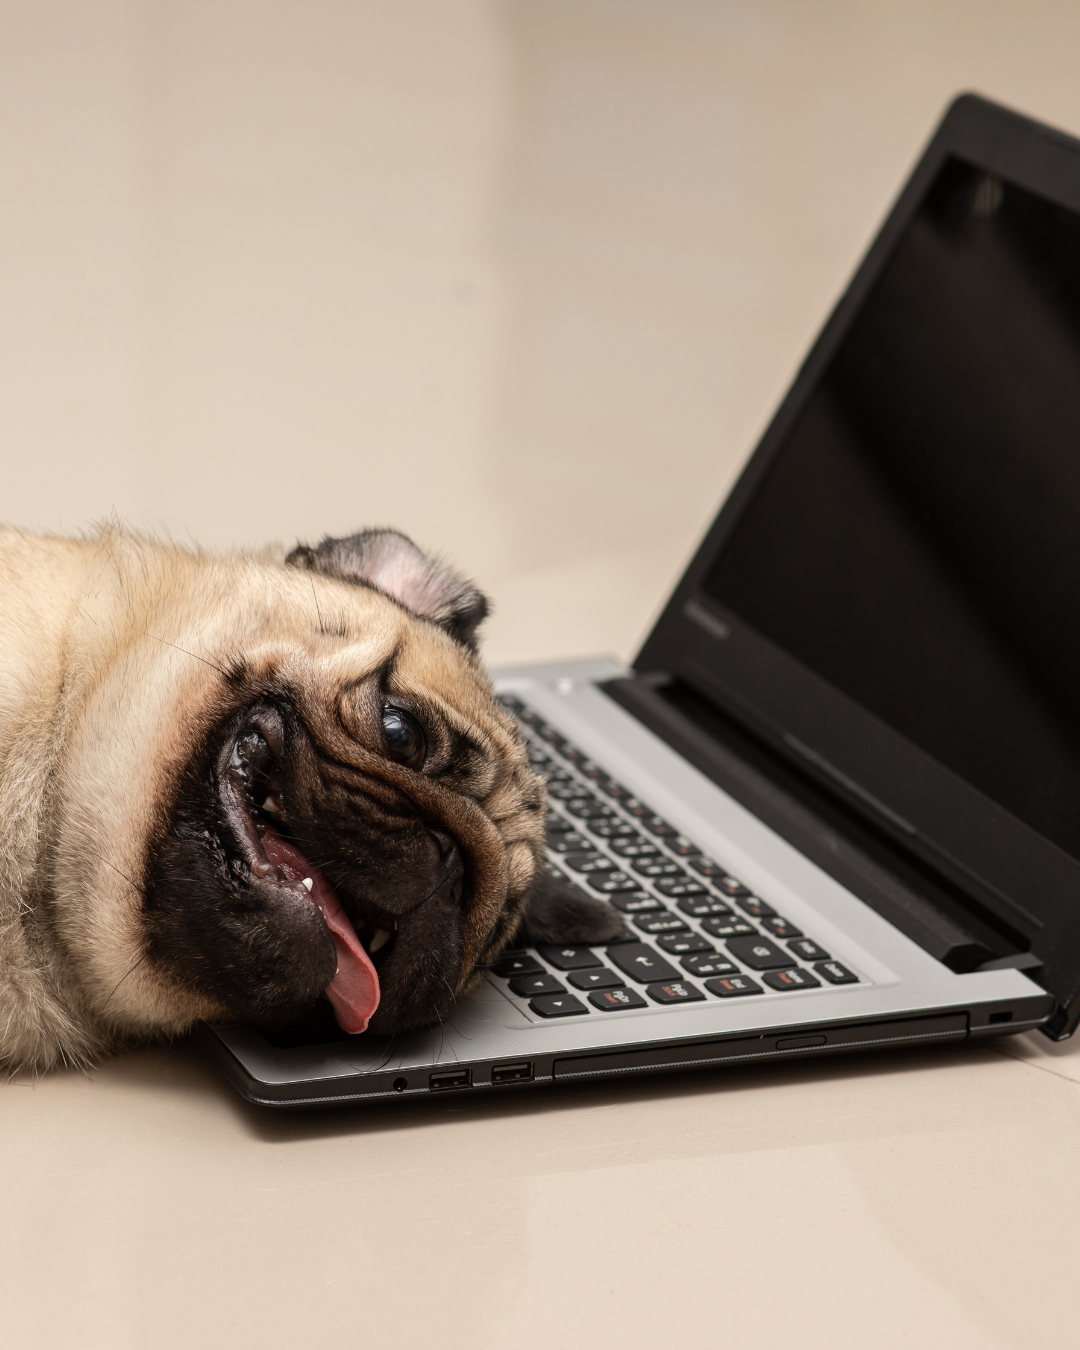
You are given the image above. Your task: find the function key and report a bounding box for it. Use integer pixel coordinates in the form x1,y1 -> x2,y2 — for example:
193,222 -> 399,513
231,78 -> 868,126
702,917 -> 756,939
590,988 -> 647,1012
609,836 -> 660,859
631,858 -> 686,879
654,878 -> 709,900
816,960 -> 859,985
646,980 -> 705,1005
677,895 -> 733,919
705,975 -> 763,998
585,872 -> 640,895
789,939 -> 830,961
610,891 -> 664,914
530,993 -> 589,1018
620,797 -> 648,817
492,953 -> 542,978
597,779 -> 634,801
763,968 -> 821,992
641,815 -> 678,837
536,945 -> 602,971
666,835 -> 702,857
736,895 -> 776,918
726,936 -> 796,970
561,852 -> 618,875
517,708 -> 546,729
537,726 -> 568,751
509,973 -> 565,997
558,745 -> 587,765
761,916 -> 803,939
681,953 -> 738,977
496,693 -> 526,714
633,912 -> 690,936
569,967 -> 625,991
656,932 -> 714,955
608,943 -> 681,984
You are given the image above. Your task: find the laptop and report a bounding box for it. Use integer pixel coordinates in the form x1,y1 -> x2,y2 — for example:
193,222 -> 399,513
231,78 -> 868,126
200,92 -> 1080,1107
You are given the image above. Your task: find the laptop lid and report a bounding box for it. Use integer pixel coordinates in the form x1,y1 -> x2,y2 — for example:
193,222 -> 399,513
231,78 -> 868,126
634,93 -> 1080,1036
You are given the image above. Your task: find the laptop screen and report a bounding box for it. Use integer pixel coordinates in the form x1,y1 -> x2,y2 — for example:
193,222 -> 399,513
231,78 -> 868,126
700,158 -> 1080,864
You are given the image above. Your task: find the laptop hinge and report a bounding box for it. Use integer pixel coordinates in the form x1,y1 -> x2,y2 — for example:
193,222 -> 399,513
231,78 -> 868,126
600,671 -> 1030,976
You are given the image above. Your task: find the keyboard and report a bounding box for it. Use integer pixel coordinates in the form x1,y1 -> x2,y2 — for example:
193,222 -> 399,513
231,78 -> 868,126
489,694 -> 867,1020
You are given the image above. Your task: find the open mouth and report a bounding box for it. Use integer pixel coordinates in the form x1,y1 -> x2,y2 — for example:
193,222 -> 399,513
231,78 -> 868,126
220,719 -> 395,1034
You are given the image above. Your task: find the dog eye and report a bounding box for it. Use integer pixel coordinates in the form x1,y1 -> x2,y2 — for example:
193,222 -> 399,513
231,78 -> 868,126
381,707 -> 426,767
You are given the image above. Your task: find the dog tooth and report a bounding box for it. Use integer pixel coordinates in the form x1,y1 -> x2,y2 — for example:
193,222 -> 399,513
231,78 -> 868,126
301,877 -> 314,892
369,929 -> 391,954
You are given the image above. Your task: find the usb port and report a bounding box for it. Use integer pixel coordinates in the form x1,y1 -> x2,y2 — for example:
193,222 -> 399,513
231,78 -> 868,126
429,1069 -> 472,1091
491,1061 -> 533,1084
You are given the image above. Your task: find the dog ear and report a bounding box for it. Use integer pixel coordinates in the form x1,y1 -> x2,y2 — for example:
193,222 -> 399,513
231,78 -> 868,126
519,865 -> 628,946
285,529 -> 489,650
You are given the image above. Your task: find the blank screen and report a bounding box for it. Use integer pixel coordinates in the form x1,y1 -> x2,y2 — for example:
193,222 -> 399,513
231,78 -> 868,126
703,158 -> 1080,860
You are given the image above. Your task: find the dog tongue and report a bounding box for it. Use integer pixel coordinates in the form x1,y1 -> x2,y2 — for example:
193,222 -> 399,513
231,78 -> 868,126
261,827 -> 380,1034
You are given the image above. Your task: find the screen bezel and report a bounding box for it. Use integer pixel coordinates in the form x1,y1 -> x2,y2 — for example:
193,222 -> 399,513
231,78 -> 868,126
635,94 -> 1080,1016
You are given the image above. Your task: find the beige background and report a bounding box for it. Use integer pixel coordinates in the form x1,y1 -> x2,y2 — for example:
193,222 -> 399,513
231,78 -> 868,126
4,2 -> 1080,1346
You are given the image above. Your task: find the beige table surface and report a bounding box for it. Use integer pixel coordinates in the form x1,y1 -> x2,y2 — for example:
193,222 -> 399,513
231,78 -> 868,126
4,2 -> 1080,1346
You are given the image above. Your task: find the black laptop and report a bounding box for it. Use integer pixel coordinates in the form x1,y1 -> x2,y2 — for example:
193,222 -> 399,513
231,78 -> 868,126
201,93 -> 1080,1107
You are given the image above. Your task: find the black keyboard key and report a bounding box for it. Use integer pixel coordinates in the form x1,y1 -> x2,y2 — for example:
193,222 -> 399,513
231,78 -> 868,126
621,797 -> 648,816
584,818 -> 639,840
816,960 -> 858,985
590,988 -> 647,1012
705,975 -> 762,998
789,939 -> 830,961
656,932 -> 714,955
726,936 -> 796,970
641,814 -> 678,837
682,953 -> 738,977
546,831 -> 592,853
585,871 -> 639,895
561,852 -> 618,874
609,891 -> 664,913
545,811 -> 576,833
569,967 -> 625,991
492,953 -> 543,978
530,993 -> 588,1017
666,835 -> 702,857
633,912 -> 689,935
546,780 -> 586,801
763,967 -> 820,991
677,894 -> 733,918
509,973 -> 565,996
598,779 -> 634,801
654,878 -> 708,899
646,979 -> 705,1005
608,943 -> 681,984
702,917 -> 756,939
609,836 -> 660,858
687,857 -> 732,881
736,895 -> 777,918
536,945 -> 602,971
762,916 -> 803,939
576,760 -> 606,780
631,858 -> 686,879
565,796 -> 616,820
496,693 -> 526,714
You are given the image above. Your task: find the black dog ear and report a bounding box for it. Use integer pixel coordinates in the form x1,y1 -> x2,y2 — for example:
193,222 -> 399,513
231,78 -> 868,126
285,529 -> 489,650
520,865 -> 628,946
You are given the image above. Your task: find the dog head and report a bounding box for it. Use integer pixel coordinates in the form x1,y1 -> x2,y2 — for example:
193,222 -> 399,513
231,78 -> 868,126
55,529 -> 619,1044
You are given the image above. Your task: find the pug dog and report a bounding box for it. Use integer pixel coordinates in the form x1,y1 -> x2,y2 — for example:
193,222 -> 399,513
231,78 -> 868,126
0,525 -> 622,1075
